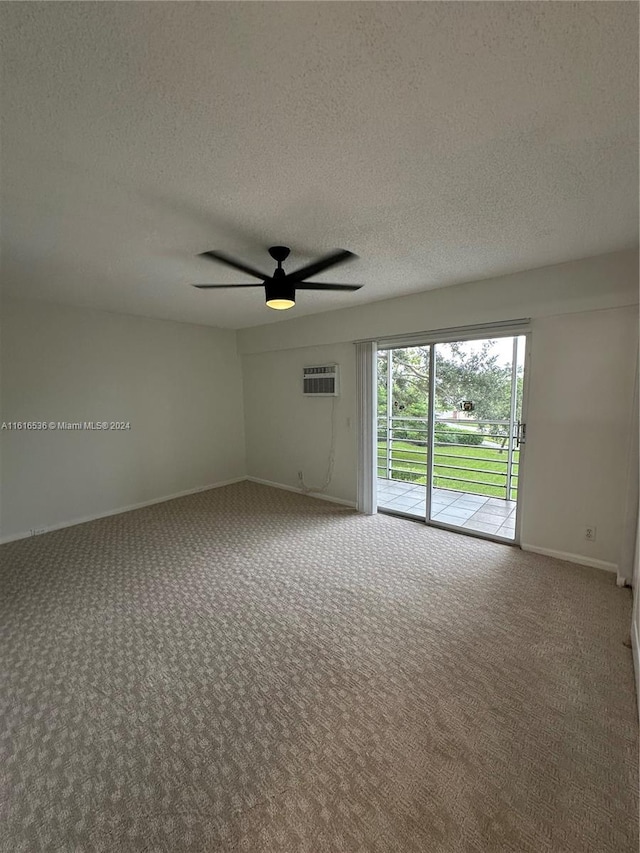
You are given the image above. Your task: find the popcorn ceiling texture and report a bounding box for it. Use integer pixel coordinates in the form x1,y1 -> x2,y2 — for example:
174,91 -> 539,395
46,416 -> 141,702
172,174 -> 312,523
1,2 -> 638,329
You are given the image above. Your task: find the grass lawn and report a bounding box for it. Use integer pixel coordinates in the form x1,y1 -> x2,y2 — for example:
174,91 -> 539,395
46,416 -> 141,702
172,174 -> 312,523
377,439 -> 519,499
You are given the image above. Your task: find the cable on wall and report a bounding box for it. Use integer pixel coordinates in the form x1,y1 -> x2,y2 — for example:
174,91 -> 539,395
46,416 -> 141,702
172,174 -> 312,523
299,397 -> 337,494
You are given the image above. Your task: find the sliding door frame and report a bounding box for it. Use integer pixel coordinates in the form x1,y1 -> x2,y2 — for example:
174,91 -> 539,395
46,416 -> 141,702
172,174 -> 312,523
356,341 -> 378,515
513,331 -> 532,546
425,343 -> 436,524
374,323 -> 531,546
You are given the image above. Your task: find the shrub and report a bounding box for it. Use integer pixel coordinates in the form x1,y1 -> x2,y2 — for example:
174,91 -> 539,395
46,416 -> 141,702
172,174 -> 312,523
391,469 -> 423,483
434,423 -> 484,446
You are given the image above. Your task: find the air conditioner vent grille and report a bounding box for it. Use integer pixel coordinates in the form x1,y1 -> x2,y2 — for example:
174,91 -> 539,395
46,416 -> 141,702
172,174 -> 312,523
303,364 -> 340,397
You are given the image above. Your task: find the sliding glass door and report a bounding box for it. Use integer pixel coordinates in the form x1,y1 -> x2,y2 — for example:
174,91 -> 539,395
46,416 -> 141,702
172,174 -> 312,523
376,334 -> 528,542
377,346 -> 430,518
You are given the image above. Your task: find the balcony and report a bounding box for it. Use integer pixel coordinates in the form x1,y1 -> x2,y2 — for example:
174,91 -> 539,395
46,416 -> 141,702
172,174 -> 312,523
377,479 -> 516,537
377,415 -> 519,539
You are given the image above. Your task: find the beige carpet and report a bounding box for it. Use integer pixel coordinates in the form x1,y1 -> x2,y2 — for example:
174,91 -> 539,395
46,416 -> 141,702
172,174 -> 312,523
1,480 -> 637,852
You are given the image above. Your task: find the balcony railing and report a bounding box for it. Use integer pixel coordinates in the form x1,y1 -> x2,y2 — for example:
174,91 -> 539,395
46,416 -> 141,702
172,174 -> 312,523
377,415 -> 519,501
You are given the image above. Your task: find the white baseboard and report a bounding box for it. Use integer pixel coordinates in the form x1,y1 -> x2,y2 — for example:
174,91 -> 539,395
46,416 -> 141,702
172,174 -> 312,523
0,477 -> 247,544
520,543 -> 617,574
246,476 -> 356,508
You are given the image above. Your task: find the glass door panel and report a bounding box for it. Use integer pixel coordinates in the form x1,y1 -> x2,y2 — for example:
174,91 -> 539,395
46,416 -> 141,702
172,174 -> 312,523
428,336 -> 526,540
376,346 -> 430,518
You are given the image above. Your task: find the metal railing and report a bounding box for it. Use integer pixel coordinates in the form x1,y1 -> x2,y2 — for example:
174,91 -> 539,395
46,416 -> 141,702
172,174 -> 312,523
377,415 -> 519,500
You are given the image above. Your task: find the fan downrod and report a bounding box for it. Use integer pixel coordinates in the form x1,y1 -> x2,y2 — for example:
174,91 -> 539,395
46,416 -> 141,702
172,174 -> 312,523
268,246 -> 291,265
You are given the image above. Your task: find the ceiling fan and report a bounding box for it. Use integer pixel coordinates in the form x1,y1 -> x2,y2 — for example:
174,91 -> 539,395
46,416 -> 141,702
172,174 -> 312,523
192,246 -> 362,310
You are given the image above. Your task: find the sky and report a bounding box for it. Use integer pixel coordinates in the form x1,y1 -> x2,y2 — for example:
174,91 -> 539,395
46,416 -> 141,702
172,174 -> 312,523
438,335 -> 525,370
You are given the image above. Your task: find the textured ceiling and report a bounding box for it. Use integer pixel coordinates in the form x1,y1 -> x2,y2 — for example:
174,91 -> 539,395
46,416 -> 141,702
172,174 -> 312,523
1,2 -> 638,330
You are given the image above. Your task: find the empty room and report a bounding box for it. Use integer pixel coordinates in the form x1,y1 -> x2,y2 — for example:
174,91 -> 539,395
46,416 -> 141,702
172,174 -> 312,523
1,3 -> 638,852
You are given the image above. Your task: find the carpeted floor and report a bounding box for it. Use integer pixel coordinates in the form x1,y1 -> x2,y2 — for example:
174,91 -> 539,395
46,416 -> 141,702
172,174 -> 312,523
1,480 -> 637,852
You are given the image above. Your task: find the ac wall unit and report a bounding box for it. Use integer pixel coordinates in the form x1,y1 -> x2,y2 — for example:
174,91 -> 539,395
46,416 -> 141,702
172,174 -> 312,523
303,364 -> 340,397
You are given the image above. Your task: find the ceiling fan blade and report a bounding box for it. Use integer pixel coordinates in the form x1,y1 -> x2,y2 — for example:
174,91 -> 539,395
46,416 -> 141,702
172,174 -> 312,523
295,283 -> 363,291
192,283 -> 264,289
285,249 -> 357,283
199,251 -> 269,281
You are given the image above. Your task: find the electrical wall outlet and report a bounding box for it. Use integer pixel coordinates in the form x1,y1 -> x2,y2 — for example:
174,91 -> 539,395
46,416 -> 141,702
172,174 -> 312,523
585,526 -> 596,541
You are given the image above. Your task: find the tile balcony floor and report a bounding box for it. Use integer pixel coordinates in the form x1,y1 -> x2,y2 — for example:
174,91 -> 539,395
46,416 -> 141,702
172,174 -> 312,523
377,478 -> 517,540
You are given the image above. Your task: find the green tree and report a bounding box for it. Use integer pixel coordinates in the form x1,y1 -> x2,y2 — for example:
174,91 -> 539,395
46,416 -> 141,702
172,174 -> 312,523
378,342 -> 522,448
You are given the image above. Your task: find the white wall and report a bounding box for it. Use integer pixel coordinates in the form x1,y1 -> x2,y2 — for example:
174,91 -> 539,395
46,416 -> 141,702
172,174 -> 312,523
521,307 -> 638,570
610,352 -> 638,584
240,250 -> 639,572
243,343 -> 356,505
0,299 -> 246,540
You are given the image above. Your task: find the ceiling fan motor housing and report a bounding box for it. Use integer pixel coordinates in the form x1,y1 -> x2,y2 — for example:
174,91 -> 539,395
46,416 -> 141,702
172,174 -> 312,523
265,278 -> 295,303
268,246 -> 291,264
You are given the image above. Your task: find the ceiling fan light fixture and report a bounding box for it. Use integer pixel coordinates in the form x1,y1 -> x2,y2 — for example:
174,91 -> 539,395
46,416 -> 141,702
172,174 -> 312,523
266,297 -> 295,310
265,279 -> 295,310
